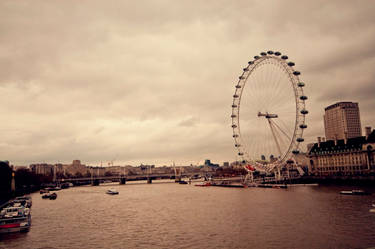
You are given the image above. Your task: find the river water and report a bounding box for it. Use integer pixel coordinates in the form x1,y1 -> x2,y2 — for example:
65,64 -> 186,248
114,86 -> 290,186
1,181 -> 375,249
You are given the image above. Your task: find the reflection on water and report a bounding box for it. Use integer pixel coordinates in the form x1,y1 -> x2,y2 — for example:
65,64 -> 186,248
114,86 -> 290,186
1,182 -> 375,249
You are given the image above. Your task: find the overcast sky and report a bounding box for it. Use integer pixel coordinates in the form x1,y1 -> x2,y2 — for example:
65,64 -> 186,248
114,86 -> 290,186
1,0 -> 374,166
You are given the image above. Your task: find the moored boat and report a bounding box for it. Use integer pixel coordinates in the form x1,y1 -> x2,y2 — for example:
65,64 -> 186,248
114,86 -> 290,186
14,196 -> 32,208
0,199 -> 31,233
40,189 -> 49,194
195,182 -> 211,187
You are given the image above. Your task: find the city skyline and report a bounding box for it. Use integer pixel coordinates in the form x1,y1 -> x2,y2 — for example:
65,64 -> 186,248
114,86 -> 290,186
1,1 -> 375,166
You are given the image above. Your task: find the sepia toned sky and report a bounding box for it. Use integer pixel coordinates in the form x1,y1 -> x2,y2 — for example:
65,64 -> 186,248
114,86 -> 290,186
1,0 -> 375,166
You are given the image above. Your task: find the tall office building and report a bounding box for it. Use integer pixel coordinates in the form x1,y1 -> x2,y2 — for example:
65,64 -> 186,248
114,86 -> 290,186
324,101 -> 362,140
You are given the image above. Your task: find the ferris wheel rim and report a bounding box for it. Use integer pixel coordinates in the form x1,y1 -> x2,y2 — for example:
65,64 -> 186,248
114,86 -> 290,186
231,51 -> 308,171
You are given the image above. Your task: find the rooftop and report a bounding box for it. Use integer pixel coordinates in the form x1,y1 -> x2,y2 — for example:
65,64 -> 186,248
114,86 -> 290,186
309,130 -> 375,154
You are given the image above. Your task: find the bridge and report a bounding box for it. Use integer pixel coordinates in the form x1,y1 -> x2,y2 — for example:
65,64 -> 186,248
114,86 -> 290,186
55,172 -> 202,186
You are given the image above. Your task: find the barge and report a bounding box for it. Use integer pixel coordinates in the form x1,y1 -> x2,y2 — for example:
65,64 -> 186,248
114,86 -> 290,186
0,197 -> 31,234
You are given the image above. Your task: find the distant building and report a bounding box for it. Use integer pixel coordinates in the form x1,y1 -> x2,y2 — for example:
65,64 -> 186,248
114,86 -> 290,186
324,101 -> 362,140
308,128 -> 375,177
63,160 -> 89,176
204,159 -> 219,167
30,163 -> 54,176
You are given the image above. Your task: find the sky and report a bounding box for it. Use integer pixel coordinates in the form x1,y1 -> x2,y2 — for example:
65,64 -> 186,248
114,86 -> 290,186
1,0 -> 375,166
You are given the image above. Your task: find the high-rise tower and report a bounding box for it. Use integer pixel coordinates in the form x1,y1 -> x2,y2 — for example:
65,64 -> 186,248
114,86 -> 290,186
324,101 -> 362,140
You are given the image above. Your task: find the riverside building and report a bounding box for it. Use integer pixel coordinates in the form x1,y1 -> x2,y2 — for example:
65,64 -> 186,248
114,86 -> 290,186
308,127 -> 375,177
324,101 -> 362,140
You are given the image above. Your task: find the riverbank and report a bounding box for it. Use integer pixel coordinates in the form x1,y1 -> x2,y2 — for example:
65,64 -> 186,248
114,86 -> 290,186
286,175 -> 375,186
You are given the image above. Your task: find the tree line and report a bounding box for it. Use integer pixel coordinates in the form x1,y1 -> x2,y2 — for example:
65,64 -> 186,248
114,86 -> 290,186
0,161 -> 52,203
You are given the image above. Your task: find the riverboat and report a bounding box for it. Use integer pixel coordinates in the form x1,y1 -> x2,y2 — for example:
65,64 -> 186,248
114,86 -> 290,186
42,193 -> 58,200
106,189 -> 119,195
0,199 -> 31,233
340,190 -> 371,195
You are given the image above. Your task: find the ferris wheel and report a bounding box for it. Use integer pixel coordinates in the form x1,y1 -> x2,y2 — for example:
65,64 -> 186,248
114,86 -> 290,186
231,50 -> 308,173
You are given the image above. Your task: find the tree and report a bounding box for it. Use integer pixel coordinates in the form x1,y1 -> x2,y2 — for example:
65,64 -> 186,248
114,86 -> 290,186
0,161 -> 12,201
74,172 -> 83,178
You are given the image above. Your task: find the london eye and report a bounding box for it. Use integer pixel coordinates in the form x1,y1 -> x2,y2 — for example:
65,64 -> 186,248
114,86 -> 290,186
231,51 -> 308,175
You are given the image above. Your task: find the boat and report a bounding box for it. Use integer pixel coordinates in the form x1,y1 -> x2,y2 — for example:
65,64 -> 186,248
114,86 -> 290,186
0,199 -> 31,233
195,182 -> 211,187
49,193 -> 57,200
178,180 -> 188,184
106,189 -> 119,195
42,193 -> 58,200
40,189 -> 49,194
46,186 -> 61,191
340,190 -> 371,195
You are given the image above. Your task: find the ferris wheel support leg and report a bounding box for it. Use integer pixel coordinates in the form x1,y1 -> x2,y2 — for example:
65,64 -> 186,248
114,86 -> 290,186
275,167 -> 281,183
267,119 -> 282,157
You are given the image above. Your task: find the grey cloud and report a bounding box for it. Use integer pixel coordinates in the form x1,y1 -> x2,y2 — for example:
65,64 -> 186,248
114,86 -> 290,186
178,117 -> 199,127
1,0 -> 375,165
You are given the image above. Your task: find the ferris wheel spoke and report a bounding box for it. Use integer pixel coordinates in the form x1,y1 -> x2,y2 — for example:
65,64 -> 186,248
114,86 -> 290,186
270,119 -> 292,142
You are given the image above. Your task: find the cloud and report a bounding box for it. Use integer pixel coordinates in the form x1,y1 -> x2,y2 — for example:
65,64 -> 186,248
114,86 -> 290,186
0,0 -> 375,165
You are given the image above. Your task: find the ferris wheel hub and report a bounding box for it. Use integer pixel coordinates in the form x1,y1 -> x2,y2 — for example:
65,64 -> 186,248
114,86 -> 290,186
257,112 -> 278,119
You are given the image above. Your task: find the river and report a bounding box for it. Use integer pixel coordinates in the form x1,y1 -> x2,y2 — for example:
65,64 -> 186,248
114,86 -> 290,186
1,181 -> 375,249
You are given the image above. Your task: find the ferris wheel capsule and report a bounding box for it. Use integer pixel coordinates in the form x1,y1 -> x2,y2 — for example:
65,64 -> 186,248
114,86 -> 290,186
296,138 -> 304,142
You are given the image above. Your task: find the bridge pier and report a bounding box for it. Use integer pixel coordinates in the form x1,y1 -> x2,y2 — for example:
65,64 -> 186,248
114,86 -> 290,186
92,179 -> 100,186
120,178 -> 126,185
147,177 -> 152,184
